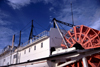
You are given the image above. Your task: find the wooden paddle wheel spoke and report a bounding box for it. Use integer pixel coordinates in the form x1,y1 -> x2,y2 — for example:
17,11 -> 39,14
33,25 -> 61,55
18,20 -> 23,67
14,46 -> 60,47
60,25 -> 100,67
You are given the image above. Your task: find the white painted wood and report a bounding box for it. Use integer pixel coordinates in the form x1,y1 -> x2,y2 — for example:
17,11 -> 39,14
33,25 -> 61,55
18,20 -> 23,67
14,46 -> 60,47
0,28 -> 92,67
50,28 -> 65,48
0,28 -> 68,66
10,60 -> 49,67
54,19 -> 68,48
52,47 -> 76,55
20,38 -> 50,63
82,57 -> 88,67
58,60 -> 76,67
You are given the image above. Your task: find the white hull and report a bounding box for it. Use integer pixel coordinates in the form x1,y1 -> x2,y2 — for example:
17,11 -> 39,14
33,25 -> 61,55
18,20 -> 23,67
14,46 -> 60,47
10,60 -> 50,67
0,28 -> 63,67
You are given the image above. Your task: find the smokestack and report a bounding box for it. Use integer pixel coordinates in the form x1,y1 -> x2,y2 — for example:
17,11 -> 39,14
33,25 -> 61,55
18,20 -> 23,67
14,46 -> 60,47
12,34 -> 15,49
18,31 -> 21,47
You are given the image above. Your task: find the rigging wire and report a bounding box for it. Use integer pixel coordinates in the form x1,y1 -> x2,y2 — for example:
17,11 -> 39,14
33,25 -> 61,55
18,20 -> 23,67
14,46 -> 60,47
33,22 -> 51,31
33,28 -> 37,36
21,20 -> 31,31
57,22 -> 68,34
22,25 -> 31,32
12,20 -> 51,45
46,21 -> 52,31
12,21 -> 32,37
34,26 -> 45,30
10,20 -> 32,46
34,20 -> 48,30
3,20 -> 52,49
46,24 -> 51,31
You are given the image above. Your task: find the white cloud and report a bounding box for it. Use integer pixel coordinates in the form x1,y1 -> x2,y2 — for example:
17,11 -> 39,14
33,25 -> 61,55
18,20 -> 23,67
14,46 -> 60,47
0,27 -> 14,36
49,7 -> 54,11
90,19 -> 100,30
0,27 -> 17,48
8,0 -> 31,9
0,10 -> 9,18
56,7 -> 72,23
7,0 -> 57,9
0,10 -> 11,25
7,0 -> 43,9
0,10 -> 16,48
0,20 -> 6,25
49,16 -> 53,20
0,19 -> 11,25
54,0 -> 100,29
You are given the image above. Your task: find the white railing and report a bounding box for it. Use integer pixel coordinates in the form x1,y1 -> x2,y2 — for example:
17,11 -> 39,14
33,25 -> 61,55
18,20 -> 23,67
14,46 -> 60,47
22,31 -> 49,46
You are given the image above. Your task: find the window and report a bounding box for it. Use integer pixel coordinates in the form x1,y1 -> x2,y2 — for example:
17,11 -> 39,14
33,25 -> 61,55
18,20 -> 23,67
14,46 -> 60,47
29,48 -> 30,52
4,59 -> 5,62
41,43 -> 43,48
13,54 -> 17,58
34,46 -> 36,50
24,50 -> 26,54
7,62 -> 9,65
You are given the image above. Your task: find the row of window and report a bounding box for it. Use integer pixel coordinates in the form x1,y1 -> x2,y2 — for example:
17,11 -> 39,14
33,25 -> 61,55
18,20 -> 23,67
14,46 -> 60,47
3,43 -> 43,64
24,42 -> 43,54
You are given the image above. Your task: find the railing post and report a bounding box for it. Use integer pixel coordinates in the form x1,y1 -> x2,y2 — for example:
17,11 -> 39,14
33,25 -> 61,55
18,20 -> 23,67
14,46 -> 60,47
30,39 -> 32,44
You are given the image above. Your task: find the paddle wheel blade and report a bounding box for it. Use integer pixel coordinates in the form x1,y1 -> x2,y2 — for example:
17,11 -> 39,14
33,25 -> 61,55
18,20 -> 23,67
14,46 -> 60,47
61,25 -> 100,67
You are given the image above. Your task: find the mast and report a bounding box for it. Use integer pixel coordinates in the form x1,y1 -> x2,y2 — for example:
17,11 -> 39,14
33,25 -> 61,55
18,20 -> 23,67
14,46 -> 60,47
29,20 -> 33,40
28,20 -> 34,44
53,21 -> 56,28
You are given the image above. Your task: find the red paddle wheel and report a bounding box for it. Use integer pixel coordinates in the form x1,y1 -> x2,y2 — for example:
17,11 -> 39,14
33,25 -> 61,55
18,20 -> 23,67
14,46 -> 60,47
61,25 -> 100,67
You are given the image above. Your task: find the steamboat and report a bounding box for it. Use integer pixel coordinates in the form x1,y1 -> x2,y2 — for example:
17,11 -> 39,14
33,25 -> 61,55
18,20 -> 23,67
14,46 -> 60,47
0,18 -> 100,67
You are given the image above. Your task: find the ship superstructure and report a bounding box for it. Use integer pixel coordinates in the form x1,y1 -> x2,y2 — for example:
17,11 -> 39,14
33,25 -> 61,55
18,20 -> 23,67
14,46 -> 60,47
0,18 -> 100,67
0,23 -> 65,67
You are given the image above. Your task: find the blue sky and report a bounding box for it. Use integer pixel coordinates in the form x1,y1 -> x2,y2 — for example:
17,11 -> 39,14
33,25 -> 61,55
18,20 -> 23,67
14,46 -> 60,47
0,0 -> 100,53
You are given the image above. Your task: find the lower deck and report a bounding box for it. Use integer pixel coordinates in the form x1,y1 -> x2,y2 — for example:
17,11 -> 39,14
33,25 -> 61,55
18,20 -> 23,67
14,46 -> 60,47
2,47 -> 100,67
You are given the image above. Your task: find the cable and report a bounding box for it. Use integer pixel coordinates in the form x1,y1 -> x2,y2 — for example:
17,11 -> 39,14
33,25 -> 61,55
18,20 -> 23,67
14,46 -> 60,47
34,20 -> 47,30
22,25 -> 31,32
34,26 -> 45,30
46,22 -> 51,31
58,22 -> 67,33
33,28 -> 37,36
21,20 -> 31,31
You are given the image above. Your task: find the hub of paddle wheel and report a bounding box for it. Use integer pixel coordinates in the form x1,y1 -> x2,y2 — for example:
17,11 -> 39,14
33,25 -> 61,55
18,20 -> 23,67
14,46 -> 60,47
61,25 -> 100,67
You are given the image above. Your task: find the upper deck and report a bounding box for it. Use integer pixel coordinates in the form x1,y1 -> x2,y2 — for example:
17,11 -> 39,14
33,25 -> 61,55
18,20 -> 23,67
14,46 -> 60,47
22,30 -> 49,46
